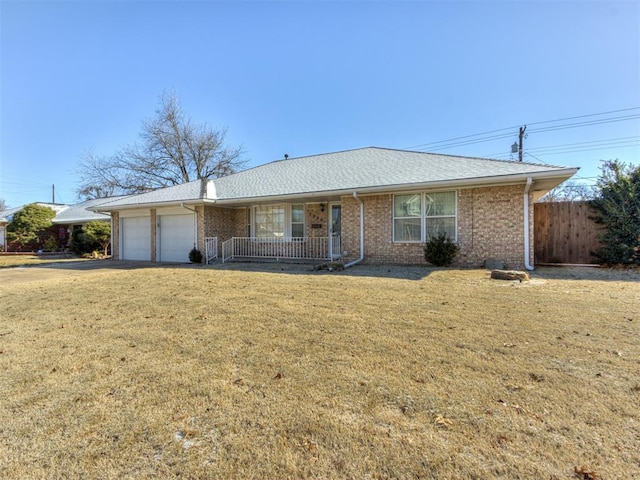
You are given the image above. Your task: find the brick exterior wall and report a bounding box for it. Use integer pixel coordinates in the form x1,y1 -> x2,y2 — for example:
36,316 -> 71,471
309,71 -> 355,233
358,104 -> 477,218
111,211 -> 120,260
456,185 -> 533,268
196,206 -> 205,253
340,184 -> 533,269
306,204 -> 328,238
120,184 -> 533,267
202,206 -> 247,255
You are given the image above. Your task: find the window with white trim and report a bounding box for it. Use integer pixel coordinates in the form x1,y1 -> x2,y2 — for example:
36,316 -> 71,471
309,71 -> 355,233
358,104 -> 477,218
253,204 -> 305,238
291,204 -> 305,238
255,205 -> 285,238
393,191 -> 457,242
393,194 -> 422,242
425,192 -> 456,241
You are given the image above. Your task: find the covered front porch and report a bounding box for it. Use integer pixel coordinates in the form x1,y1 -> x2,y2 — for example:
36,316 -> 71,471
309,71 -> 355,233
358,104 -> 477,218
205,236 -> 342,263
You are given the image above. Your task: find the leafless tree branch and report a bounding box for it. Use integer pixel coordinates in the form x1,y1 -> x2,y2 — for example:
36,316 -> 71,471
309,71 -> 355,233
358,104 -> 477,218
76,91 -> 246,199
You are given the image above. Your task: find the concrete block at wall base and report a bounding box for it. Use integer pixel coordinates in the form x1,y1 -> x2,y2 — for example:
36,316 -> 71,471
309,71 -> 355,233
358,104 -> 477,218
484,258 -> 505,270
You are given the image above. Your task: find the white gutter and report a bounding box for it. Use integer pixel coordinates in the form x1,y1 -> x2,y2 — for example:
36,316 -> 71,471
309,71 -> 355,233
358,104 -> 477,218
344,192 -> 364,268
523,177 -> 534,271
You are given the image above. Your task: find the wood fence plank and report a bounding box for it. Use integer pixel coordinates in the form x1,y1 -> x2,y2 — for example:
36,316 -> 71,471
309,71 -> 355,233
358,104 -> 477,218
534,201 -> 603,264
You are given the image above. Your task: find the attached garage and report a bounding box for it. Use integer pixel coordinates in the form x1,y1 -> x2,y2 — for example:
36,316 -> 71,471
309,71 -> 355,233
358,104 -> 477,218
120,215 -> 151,261
158,211 -> 196,262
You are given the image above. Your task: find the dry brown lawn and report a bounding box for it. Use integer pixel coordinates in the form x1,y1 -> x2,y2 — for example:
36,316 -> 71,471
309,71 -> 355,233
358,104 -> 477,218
0,262 -> 638,479
0,254 -> 90,268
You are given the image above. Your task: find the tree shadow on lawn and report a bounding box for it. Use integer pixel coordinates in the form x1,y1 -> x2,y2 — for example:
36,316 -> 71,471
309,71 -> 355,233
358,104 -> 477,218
209,261 -> 640,283
206,260 -> 443,281
531,265 -> 640,283
22,258 -> 639,283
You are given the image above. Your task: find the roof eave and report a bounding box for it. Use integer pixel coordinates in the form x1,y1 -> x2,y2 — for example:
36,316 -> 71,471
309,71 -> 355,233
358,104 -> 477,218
88,199 -> 206,212
52,217 -> 110,224
212,168 -> 580,205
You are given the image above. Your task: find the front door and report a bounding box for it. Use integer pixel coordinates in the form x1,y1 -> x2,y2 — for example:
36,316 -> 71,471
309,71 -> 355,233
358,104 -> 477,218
329,203 -> 341,259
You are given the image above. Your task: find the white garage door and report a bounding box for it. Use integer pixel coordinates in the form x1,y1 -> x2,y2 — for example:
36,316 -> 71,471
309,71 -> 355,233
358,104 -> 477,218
121,217 -> 151,261
159,214 -> 195,262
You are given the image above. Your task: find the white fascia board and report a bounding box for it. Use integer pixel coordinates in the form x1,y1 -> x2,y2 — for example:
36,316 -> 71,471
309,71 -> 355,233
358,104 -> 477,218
91,199 -> 206,212
52,217 -> 109,224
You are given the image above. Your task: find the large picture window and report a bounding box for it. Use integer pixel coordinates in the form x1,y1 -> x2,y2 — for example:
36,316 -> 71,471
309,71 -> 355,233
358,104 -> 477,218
253,204 -> 305,238
255,205 -> 285,238
425,192 -> 456,240
393,194 -> 421,242
393,191 -> 457,243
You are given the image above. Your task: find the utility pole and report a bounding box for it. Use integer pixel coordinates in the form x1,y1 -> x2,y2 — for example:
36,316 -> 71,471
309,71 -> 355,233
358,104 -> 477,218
52,184 -> 56,204
518,126 -> 527,162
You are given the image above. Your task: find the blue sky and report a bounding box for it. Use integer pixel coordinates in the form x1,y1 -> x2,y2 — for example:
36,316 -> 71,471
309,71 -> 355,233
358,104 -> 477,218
1,0 -> 639,208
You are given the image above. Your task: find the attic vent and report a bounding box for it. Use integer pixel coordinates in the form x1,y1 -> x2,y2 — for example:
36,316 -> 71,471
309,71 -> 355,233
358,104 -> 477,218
284,154 -> 289,160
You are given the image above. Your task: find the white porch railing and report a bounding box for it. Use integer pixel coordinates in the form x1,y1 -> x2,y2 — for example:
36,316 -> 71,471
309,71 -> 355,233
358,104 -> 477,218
330,235 -> 341,260
204,237 -> 218,264
221,237 -> 341,263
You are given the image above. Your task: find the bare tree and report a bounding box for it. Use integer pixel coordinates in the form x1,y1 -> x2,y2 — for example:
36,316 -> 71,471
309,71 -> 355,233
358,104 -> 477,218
76,92 -> 245,199
538,181 -> 596,202
0,198 -> 7,211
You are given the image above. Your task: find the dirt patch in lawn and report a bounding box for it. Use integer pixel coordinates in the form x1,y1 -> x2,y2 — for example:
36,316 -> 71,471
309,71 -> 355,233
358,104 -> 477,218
0,264 -> 638,479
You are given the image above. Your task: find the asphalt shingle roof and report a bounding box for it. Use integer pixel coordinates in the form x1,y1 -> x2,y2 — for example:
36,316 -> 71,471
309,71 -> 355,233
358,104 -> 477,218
94,147 -> 578,209
212,147 -> 575,200
94,181 -> 204,208
52,197 -> 127,224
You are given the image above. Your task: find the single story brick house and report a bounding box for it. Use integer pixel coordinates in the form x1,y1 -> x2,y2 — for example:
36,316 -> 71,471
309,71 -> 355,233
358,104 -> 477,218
52,197 -> 126,249
0,203 -> 69,252
91,147 -> 578,269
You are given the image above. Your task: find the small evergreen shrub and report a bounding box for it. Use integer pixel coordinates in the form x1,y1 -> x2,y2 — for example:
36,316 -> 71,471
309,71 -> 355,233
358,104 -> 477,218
424,233 -> 459,267
189,248 -> 203,264
589,160 -> 640,265
43,236 -> 58,252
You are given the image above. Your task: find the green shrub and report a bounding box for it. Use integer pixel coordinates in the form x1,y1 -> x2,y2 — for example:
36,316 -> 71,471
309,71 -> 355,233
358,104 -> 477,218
7,204 -> 56,248
42,236 -> 58,252
589,160 -> 640,265
83,221 -> 111,257
424,233 -> 459,267
189,248 -> 203,264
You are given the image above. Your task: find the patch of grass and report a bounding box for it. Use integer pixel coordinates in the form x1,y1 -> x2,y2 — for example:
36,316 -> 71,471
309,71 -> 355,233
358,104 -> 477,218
0,266 -> 638,479
0,254 -> 89,268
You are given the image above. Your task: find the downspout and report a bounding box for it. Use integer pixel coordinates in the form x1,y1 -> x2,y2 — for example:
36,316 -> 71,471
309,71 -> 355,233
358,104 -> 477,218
523,178 -> 534,271
181,203 -> 199,250
344,192 -> 364,268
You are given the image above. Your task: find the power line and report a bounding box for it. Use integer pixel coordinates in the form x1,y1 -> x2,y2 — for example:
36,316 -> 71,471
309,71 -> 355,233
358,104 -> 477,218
427,114 -> 640,152
405,125 -> 516,150
405,106 -> 640,152
485,140 -> 640,160
482,135 -> 640,157
521,106 -> 640,127
527,114 -> 640,134
525,143 -> 640,157
526,135 -> 640,152
413,132 -> 516,151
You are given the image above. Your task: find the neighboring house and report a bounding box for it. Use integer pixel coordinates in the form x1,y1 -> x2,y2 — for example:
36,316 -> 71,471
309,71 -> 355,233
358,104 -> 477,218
52,197 -> 127,248
0,203 -> 68,251
91,147 -> 579,268
0,208 -> 20,251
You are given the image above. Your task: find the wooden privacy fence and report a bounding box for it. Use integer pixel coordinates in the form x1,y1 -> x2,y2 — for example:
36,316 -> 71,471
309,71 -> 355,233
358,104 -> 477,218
534,201 -> 603,264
